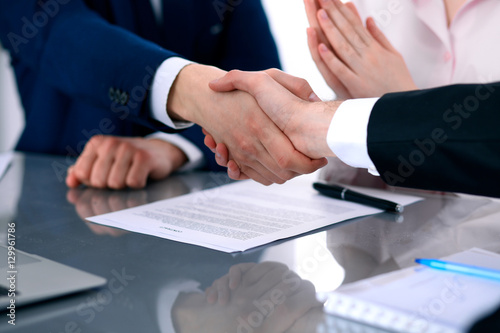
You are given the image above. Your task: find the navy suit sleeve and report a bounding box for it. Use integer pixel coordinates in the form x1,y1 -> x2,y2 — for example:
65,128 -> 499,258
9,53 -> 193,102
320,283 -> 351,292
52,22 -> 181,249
0,0 -> 176,132
367,82 -> 500,198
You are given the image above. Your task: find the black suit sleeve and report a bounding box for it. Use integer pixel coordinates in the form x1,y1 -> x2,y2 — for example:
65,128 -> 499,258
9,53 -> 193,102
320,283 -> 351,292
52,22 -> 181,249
367,82 -> 500,198
468,303 -> 500,333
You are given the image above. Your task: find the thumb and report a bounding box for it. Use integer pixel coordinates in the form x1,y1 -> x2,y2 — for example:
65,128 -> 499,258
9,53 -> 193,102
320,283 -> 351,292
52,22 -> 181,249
265,68 -> 321,102
208,70 -> 246,92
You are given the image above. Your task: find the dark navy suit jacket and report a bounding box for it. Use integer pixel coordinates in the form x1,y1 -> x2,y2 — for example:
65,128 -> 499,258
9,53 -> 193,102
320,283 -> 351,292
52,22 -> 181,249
0,0 -> 281,171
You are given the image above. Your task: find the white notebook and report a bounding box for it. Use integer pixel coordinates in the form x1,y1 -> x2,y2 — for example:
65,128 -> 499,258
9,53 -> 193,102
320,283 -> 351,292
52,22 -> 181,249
322,248 -> 500,333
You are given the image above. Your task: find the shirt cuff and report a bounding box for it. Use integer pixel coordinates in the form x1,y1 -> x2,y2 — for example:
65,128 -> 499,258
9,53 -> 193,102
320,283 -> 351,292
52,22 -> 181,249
157,280 -> 202,333
146,132 -> 204,172
150,57 -> 195,130
327,98 -> 380,176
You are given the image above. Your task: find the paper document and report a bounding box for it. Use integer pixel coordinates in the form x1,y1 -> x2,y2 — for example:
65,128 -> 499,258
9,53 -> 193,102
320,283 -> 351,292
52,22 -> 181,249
0,151 -> 13,181
323,248 -> 500,333
88,176 -> 422,252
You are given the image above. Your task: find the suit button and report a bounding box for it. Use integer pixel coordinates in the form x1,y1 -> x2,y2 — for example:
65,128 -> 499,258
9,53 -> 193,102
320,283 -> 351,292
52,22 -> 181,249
108,87 -> 116,101
210,23 -> 223,35
119,92 -> 129,105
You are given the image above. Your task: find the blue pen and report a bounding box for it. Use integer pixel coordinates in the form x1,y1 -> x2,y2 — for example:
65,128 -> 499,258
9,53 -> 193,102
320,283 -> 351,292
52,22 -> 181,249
416,258 -> 500,282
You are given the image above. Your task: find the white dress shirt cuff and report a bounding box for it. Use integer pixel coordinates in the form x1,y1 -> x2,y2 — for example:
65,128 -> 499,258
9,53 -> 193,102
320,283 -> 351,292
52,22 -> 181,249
327,98 -> 380,176
146,132 -> 204,172
150,57 -> 195,130
158,280 -> 202,333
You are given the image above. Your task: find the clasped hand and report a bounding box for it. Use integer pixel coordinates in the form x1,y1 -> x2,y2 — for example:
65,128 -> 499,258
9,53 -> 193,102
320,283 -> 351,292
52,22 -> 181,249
172,262 -> 322,333
203,69 -> 339,181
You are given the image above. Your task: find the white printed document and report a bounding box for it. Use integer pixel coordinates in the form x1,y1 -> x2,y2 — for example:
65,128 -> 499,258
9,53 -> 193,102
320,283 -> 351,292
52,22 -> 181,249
87,176 -> 422,252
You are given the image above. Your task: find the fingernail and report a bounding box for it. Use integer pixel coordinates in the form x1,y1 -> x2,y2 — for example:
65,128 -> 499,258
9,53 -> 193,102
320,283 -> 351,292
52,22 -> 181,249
319,9 -> 328,20
216,152 -> 221,159
319,43 -> 328,53
309,92 -> 321,102
209,78 -> 219,84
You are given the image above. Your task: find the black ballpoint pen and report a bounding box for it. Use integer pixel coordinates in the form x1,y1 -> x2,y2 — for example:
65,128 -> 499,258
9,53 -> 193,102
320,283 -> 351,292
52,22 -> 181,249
313,182 -> 404,213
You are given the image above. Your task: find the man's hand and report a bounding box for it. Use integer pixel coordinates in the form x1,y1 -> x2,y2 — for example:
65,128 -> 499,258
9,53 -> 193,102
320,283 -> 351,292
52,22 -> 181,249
304,0 -> 417,99
208,70 -> 340,161
168,64 -> 327,185
205,262 -> 257,305
66,135 -> 187,189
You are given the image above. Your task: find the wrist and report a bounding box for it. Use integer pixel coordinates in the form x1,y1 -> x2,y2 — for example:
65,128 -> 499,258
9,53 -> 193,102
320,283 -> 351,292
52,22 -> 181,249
167,64 -> 226,125
289,101 -> 338,159
171,292 -> 206,333
148,139 -> 188,176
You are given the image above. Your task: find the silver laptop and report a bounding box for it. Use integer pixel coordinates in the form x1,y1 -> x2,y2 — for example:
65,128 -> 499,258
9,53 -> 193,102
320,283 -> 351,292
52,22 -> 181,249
0,245 -> 106,308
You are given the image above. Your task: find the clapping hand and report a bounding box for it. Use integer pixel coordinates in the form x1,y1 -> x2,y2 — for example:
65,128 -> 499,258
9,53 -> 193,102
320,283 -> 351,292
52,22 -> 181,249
304,0 -> 417,99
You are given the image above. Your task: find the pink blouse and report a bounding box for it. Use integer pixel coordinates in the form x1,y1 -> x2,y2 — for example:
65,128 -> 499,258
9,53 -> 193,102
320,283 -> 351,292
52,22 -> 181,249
351,0 -> 500,88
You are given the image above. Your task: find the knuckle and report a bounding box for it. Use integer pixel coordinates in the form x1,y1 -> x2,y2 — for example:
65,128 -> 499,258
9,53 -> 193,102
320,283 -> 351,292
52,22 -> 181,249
276,155 -> 293,170
88,135 -> 104,146
228,69 -> 242,75
339,43 -> 353,57
239,141 -> 257,158
265,68 -> 279,75
294,78 -> 310,93
72,166 -> 86,180
90,179 -> 106,189
99,136 -> 119,153
274,178 -> 286,185
117,141 -> 134,153
133,149 -> 152,163
108,178 -> 125,190
260,180 -> 272,186
126,177 -> 143,189
252,72 -> 270,86
226,69 -> 242,80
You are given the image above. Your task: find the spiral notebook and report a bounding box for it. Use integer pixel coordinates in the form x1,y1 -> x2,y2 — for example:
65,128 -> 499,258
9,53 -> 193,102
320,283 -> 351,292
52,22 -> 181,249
322,248 -> 500,333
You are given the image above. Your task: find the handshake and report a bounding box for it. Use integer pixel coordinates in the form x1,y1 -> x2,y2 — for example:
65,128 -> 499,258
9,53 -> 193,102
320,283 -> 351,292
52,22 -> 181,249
175,66 -> 341,186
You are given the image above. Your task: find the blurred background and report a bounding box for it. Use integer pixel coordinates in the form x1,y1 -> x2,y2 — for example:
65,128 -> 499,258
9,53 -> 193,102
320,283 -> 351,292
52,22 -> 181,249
0,0 -> 333,152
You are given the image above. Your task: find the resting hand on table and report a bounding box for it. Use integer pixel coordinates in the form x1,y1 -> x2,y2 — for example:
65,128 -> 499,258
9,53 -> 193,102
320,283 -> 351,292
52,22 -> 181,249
66,135 -> 187,189
304,0 -> 417,99
206,69 -> 340,180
